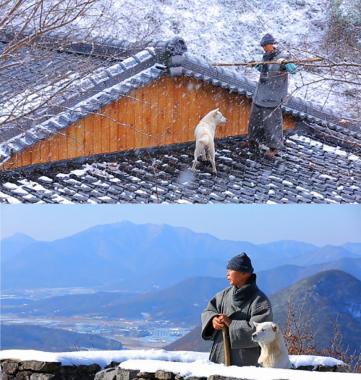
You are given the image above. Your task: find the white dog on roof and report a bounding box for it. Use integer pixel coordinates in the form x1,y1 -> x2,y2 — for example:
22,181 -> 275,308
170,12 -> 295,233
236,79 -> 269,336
191,108 -> 227,174
252,321 -> 293,369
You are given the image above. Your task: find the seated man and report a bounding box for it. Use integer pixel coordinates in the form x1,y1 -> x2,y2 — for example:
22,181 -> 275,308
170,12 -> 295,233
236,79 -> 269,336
201,253 -> 272,366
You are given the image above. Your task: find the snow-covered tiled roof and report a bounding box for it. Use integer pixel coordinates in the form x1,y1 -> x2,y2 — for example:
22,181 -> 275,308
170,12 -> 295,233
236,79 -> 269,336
1,33 -> 359,166
1,122 -> 360,204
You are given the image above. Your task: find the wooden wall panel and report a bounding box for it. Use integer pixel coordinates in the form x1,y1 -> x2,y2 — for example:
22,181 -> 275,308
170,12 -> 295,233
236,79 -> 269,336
187,79 -> 199,142
178,79 -> 188,141
240,98 -> 251,136
21,149 -> 33,167
161,77 -> 174,145
67,124 -> 77,159
134,89 -> 144,148
100,107 -> 110,154
76,122 -> 85,157
150,82 -> 160,147
84,115 -> 94,156
120,96 -> 132,150
164,77 -> 175,145
143,87 -> 150,148
108,102 -> 118,152
217,87 -> 229,138
47,134 -> 59,163
172,78 -> 182,146
157,78 -> 167,146
1,76 -> 299,170
31,142 -> 42,165
58,129 -> 68,161
230,93 -> 241,136
93,113 -> 102,153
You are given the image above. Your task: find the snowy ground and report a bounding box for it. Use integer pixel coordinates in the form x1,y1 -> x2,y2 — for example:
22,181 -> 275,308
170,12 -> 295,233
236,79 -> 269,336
76,0 -> 360,121
119,359 -> 357,380
0,349 -> 357,379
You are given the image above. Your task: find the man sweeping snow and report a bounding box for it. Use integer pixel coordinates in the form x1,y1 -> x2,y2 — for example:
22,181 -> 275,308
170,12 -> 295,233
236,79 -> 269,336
248,33 -> 297,158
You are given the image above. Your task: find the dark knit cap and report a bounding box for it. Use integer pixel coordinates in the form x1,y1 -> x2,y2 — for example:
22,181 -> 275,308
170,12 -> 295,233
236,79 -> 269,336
227,252 -> 254,273
260,33 -> 276,46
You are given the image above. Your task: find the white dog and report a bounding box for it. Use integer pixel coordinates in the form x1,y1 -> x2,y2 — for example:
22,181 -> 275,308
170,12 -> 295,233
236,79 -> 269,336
192,108 -> 227,174
252,321 -> 293,369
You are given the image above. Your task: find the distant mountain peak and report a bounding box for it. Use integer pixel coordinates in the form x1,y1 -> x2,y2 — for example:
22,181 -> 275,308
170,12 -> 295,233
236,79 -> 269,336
1,233 -> 35,242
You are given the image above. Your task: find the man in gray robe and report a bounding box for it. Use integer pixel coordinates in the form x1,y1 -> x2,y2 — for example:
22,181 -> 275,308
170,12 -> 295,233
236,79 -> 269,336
248,33 -> 297,158
201,253 -> 272,366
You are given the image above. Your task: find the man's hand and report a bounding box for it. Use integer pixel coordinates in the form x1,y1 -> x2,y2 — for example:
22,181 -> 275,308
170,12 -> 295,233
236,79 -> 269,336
219,314 -> 232,327
212,315 -> 225,330
277,58 -> 286,64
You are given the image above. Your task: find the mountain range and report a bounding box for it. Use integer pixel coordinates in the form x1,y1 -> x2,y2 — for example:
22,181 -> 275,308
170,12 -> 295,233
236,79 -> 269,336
271,270 -> 361,352
2,221 -> 360,291
4,255 -> 361,323
166,270 -> 361,355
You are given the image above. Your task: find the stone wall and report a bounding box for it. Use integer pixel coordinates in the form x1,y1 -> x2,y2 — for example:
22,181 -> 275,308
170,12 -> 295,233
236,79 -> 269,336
0,359 -> 101,380
0,360 -> 349,380
95,366 -> 348,380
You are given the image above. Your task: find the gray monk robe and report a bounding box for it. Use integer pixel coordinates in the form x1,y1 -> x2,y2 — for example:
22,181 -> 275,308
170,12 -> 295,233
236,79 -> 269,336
201,275 -> 272,366
248,49 -> 295,150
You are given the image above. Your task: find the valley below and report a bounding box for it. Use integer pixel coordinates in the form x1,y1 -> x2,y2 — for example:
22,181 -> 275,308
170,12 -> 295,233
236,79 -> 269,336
1,289 -> 193,350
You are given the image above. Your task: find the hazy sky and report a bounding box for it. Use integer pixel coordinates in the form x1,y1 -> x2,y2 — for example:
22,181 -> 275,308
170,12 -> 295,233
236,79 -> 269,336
1,204 -> 360,245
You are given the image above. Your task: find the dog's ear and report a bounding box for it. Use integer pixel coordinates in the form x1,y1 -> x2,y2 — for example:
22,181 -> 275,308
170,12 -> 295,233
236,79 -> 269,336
271,323 -> 278,332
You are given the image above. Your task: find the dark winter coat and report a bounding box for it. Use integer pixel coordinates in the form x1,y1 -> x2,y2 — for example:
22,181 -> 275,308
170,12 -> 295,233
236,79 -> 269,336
201,275 -> 273,367
253,49 -> 293,108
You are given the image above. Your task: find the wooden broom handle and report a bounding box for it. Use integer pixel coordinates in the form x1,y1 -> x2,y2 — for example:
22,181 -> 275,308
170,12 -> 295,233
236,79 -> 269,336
213,57 -> 323,67
222,326 -> 232,366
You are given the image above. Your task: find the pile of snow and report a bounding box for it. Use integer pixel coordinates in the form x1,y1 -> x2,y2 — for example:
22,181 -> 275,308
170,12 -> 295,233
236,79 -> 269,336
0,349 -> 208,368
0,349 -> 354,380
120,358 -> 356,380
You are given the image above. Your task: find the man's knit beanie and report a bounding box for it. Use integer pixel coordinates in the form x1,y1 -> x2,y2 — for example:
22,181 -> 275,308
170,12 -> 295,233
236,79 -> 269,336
227,252 -> 254,273
260,33 -> 276,46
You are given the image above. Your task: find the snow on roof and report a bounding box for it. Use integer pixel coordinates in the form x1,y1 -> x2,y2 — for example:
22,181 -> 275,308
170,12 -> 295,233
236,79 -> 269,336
1,127 -> 360,204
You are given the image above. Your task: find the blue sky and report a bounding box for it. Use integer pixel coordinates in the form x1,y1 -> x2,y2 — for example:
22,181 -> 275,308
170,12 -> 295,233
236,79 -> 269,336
1,204 -> 360,245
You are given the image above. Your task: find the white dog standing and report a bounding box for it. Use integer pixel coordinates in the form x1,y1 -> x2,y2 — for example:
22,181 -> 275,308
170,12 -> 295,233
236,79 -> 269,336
252,321 -> 293,369
192,108 -> 227,174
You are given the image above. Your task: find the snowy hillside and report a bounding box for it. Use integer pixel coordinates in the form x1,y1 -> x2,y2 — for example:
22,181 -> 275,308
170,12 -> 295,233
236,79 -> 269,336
87,0 -> 330,60
78,0 -> 360,120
